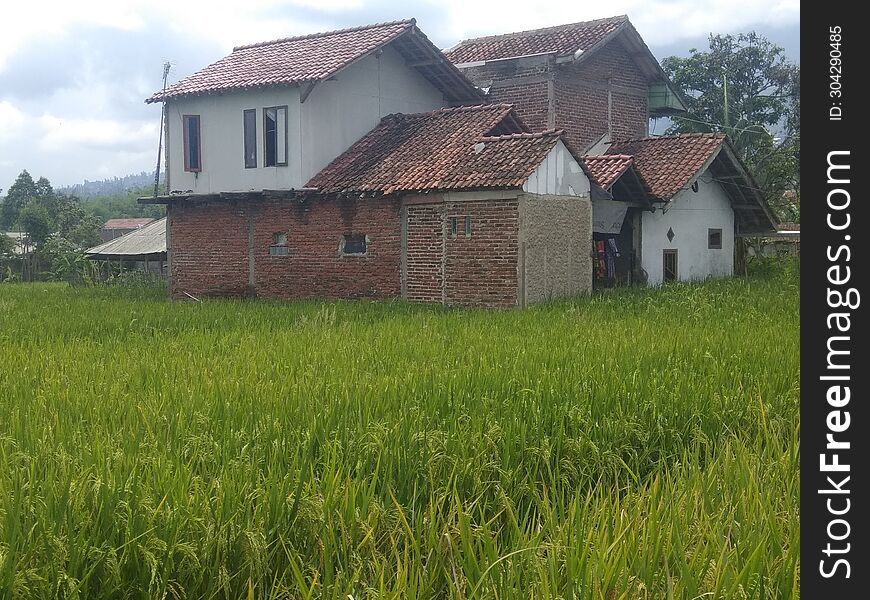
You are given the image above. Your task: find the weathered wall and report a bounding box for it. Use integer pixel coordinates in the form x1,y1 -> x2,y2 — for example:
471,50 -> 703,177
403,193 -> 521,307
455,38 -> 650,151
168,196 -> 402,299
166,44 -> 446,195
554,39 -> 649,150
519,192 -> 592,304
522,140 -> 591,196
641,174 -> 735,285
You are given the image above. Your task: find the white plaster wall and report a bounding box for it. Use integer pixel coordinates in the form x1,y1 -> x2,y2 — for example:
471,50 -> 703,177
300,45 -> 446,182
166,44 -> 446,194
522,141 -> 591,196
641,173 -> 734,285
166,87 -> 302,194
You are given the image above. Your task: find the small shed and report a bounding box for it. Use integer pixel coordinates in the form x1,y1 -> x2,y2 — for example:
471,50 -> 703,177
101,218 -> 155,242
86,217 -> 167,273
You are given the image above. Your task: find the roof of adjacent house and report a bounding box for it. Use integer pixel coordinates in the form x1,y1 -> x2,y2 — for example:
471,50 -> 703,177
605,132 -> 776,233
582,154 -> 635,189
307,104 -> 578,195
147,19 -> 480,104
445,15 -> 628,64
103,218 -> 155,230
606,133 -> 726,199
87,217 -> 166,258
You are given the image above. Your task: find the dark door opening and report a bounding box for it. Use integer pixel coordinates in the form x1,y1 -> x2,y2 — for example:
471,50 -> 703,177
663,249 -> 678,282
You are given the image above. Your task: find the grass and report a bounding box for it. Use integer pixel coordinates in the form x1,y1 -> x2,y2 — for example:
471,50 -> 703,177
0,270 -> 799,598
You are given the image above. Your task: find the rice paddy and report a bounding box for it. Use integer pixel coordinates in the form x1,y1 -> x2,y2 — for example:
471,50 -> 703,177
0,269 -> 800,598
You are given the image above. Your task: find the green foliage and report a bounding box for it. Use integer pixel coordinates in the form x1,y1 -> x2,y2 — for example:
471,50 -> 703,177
17,199 -> 53,247
80,185 -> 165,221
0,274 -> 799,597
0,170 -> 38,230
662,33 -> 800,221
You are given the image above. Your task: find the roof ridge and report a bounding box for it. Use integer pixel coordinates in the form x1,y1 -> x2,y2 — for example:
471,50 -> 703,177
611,132 -> 726,145
452,15 -> 627,48
233,18 -> 415,51
384,103 -> 514,121
479,129 -> 563,141
584,153 -> 633,160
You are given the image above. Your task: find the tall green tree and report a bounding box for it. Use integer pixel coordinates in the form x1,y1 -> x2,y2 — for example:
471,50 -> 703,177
1,170 -> 38,230
662,33 -> 800,221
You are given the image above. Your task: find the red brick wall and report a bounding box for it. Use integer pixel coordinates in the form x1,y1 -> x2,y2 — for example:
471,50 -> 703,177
555,40 -> 649,149
168,196 -> 401,299
405,204 -> 443,302
169,201 -> 250,297
404,196 -> 519,307
444,199 -> 519,307
487,82 -> 550,132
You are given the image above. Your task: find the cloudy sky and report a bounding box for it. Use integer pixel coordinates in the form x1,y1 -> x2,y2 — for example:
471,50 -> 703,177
0,0 -> 799,191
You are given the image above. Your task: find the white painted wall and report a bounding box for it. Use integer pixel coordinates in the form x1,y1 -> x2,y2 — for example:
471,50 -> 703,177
166,44 -> 447,194
301,45 -> 446,183
522,140 -> 591,196
641,173 -> 734,285
166,87 -> 302,194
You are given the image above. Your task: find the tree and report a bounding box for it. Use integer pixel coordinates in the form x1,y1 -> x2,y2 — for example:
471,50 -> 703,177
1,170 -> 38,230
18,200 -> 53,248
662,33 -> 800,220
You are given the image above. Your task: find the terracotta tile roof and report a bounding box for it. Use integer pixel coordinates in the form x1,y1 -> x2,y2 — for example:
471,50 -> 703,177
606,133 -> 726,199
582,154 -> 634,189
148,20 -> 416,102
446,15 -> 627,64
102,218 -> 155,229
307,104 -> 570,194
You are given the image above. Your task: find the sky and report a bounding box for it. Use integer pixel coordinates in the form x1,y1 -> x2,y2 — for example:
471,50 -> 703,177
0,0 -> 799,191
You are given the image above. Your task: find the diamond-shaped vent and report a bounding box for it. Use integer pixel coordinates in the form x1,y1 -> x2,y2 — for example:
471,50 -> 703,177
666,227 -> 675,243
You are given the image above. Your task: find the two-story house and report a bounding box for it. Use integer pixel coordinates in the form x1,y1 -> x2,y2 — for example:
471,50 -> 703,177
446,17 -> 774,287
144,20 -> 598,307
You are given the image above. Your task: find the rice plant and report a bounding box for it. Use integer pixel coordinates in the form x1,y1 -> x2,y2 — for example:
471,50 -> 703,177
0,270 -> 800,598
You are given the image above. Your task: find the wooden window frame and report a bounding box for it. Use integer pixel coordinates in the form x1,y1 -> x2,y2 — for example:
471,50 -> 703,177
182,114 -> 202,172
464,215 -> 472,237
243,109 -> 257,169
708,228 -> 723,250
263,105 -> 289,167
663,249 -> 678,282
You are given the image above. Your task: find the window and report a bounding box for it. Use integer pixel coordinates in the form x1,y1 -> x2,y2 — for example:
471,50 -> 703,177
263,106 -> 288,167
243,109 -> 257,168
342,234 -> 367,255
269,231 -> 288,256
708,228 -> 723,249
663,249 -> 678,282
450,217 -> 458,237
464,216 -> 472,236
182,115 -> 201,172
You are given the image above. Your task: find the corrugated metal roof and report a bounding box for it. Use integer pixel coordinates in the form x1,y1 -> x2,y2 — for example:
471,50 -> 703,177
86,217 -> 166,258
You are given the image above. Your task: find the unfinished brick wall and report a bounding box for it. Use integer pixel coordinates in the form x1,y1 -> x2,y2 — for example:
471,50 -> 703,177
168,195 -> 401,299
555,40 -> 649,149
455,38 -> 650,151
404,195 -> 520,308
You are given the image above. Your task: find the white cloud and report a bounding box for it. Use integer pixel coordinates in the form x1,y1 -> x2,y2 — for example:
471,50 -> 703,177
0,101 -> 26,142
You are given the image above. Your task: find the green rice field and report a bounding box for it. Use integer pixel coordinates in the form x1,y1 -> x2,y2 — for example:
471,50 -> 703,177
0,269 -> 800,598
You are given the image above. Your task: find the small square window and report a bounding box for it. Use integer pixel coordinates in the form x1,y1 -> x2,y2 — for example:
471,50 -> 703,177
708,228 -> 723,249
464,215 -> 472,236
269,231 -> 288,256
342,234 -> 367,255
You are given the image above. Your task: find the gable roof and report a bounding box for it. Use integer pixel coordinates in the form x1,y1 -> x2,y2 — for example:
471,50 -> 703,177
87,218 -> 167,259
446,15 -> 627,65
606,133 -> 725,200
147,19 -> 481,104
582,154 -> 634,189
307,104 -> 579,195
606,133 -> 776,233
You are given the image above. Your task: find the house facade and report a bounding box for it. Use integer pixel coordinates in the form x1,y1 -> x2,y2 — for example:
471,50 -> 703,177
144,16 -> 774,305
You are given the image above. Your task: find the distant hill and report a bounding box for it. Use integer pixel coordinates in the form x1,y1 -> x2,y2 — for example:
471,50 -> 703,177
59,172 -> 165,198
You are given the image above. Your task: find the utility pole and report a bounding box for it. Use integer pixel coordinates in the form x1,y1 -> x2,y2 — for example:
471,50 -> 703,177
154,62 -> 171,199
